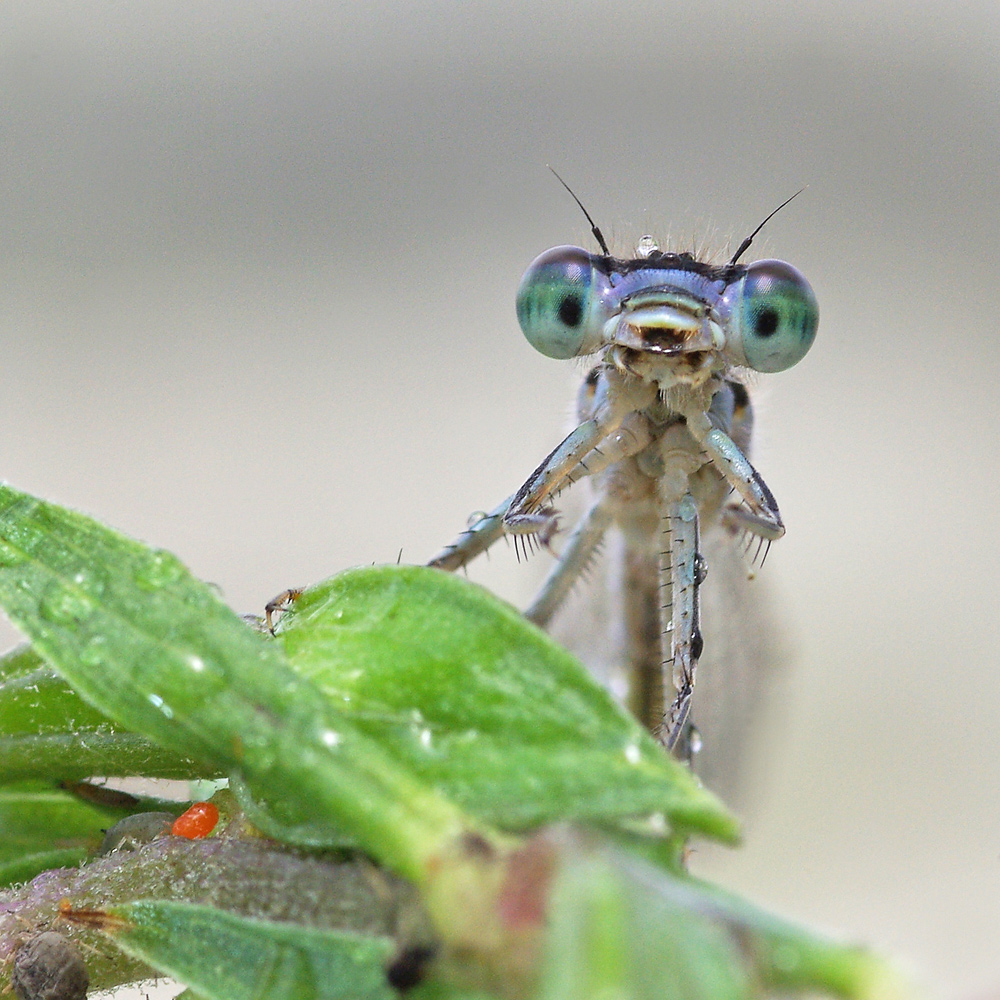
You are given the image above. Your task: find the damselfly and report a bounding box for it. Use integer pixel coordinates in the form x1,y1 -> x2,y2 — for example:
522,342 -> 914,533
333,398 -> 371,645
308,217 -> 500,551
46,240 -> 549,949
429,186 -> 817,768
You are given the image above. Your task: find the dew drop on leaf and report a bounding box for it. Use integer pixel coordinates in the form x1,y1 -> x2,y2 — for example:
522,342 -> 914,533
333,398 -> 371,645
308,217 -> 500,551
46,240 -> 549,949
134,549 -> 185,590
40,583 -> 95,625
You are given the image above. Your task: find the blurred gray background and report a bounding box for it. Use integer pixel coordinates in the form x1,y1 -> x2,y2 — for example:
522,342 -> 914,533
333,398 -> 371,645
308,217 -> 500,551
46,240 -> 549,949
2,3 -> 998,996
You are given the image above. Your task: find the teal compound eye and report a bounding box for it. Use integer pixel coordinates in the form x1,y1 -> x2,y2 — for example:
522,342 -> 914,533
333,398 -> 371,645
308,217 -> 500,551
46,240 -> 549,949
727,259 -> 818,373
516,246 -> 613,359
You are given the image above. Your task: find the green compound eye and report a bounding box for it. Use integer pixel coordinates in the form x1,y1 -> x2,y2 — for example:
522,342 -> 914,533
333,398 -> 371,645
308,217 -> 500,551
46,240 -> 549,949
516,246 -> 612,359
729,259 -> 818,373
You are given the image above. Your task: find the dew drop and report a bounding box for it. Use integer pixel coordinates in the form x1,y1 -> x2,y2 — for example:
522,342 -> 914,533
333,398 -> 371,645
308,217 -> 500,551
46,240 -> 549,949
186,655 -> 206,673
466,510 -> 488,528
69,567 -> 105,597
636,234 -> 659,257
624,742 -> 641,765
134,549 -> 185,591
147,693 -> 175,719
321,729 -> 341,748
40,583 -> 95,625
419,727 -> 433,750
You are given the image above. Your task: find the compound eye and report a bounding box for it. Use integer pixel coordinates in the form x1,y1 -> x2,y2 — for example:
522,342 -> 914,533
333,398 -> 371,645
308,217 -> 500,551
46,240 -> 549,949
516,246 -> 610,359
733,259 -> 818,373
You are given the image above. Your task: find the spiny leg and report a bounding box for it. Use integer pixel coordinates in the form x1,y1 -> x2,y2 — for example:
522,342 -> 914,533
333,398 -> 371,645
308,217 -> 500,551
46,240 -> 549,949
504,368 -> 652,538
658,493 -> 704,750
524,494 -> 613,628
428,494 -> 514,571
429,387 -> 652,574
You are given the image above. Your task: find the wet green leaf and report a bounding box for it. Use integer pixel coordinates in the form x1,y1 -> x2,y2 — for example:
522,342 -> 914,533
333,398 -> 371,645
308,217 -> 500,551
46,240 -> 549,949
0,484 -> 491,882
277,567 -> 736,843
0,645 -> 212,782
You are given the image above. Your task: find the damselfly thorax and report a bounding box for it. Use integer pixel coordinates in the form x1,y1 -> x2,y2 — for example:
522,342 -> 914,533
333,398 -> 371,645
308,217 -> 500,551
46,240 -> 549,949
429,219 -> 817,773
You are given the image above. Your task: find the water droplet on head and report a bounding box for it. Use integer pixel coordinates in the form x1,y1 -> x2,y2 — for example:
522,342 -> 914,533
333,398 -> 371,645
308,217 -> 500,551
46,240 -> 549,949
40,583 -> 96,625
134,549 -> 185,591
636,235 -> 659,257
466,510 -> 488,528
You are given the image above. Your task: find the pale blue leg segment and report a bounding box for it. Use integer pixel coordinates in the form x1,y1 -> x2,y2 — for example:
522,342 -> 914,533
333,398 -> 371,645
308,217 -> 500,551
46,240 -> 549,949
427,494 -> 513,571
686,413 -> 785,539
660,492 -> 704,750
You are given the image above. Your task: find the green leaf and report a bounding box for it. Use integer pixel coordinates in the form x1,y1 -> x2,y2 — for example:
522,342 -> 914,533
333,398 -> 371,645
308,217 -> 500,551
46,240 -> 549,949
0,484 -> 494,882
540,836 -> 908,1000
0,644 -> 213,782
0,783 -> 126,863
541,840 -> 752,1000
276,567 -> 736,843
104,900 -> 396,1000
679,878 -> 906,1000
539,833 -> 906,1000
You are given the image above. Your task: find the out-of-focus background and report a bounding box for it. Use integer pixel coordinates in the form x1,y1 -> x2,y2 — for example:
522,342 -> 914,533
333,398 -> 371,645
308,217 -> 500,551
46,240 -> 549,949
1,3 -> 998,995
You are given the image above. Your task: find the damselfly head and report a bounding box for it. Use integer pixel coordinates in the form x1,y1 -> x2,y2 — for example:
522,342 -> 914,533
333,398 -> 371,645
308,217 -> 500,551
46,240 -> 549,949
522,175 -> 818,375
515,245 -> 817,376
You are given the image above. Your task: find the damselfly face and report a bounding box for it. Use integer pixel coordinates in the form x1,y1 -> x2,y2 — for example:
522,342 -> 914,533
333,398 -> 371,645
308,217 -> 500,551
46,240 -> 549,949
430,225 -> 817,782
516,243 -> 817,378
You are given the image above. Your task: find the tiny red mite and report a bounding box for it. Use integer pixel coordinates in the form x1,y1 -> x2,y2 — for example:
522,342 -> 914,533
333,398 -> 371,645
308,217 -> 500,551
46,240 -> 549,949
171,801 -> 219,839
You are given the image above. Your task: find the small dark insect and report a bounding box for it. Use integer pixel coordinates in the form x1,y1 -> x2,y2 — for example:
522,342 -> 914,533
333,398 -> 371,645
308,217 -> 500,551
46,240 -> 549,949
264,587 -> 304,633
11,932 -> 88,1000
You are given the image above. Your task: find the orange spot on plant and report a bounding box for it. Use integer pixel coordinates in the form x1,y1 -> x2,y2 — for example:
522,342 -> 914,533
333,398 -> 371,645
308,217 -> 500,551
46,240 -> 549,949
171,801 -> 219,839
